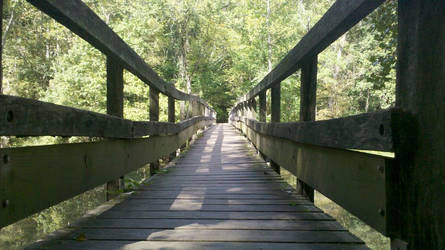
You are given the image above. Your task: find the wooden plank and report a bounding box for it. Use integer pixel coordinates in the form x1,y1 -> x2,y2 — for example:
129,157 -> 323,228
61,229 -> 362,243
0,97 -> 213,138
133,117 -> 214,137
109,199 -> 312,206
77,219 -> 343,231
0,94 -> 133,137
111,204 -> 320,212
238,123 -> 388,235
31,241 -> 368,250
26,0 -> 212,109
297,56 -> 318,201
0,120 -> 210,228
106,56 -> 125,200
389,0 -> 445,247
129,193 -> 303,200
244,109 -> 399,151
236,0 -> 385,102
98,210 -> 333,220
0,95 -> 214,137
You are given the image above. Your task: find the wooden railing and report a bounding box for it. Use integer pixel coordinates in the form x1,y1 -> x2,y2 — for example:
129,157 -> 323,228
0,0 -> 215,228
230,0 -> 444,249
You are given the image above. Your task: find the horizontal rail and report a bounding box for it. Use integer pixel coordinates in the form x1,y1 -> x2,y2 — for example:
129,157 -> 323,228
235,0 -> 384,104
233,120 -> 390,235
237,109 -> 403,152
0,95 -> 214,138
0,118 -> 214,228
26,0 -> 212,110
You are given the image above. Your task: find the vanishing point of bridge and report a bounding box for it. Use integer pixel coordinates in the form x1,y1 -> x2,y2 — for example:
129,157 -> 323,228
0,0 -> 444,249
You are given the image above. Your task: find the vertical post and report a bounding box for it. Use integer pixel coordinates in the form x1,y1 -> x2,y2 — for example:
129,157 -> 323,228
250,99 -> 257,119
270,84 -> 281,174
168,96 -> 176,161
106,57 -> 124,200
259,91 -> 266,122
297,56 -> 318,202
271,84 -> 280,122
191,99 -> 200,117
390,1 -> 445,248
149,87 -> 160,175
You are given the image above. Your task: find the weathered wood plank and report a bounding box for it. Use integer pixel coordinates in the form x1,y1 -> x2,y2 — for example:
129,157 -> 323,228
62,229 -> 362,243
98,210 -> 332,220
0,119 -> 211,228
77,219 -> 343,231
129,193 -> 303,200
30,241 -> 368,250
236,0 -> 384,102
0,95 -> 214,137
236,122 -> 388,235
244,109 -> 399,151
112,199 -> 312,206
111,203 -> 320,212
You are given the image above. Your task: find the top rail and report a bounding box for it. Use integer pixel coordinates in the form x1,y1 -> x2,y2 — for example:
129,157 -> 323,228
27,0 -> 212,111
235,0 -> 384,103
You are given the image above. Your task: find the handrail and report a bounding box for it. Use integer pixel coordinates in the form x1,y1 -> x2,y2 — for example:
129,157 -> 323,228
0,116 -> 214,228
27,0 -> 214,112
233,0 -> 384,105
0,95 -> 213,138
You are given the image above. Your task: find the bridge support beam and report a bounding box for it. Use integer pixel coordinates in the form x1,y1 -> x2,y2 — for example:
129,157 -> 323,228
390,0 -> 445,248
149,87 -> 160,175
106,56 -> 124,200
296,56 -> 318,202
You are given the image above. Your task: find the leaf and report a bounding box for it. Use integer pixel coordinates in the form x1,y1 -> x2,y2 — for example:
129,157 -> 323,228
74,233 -> 87,241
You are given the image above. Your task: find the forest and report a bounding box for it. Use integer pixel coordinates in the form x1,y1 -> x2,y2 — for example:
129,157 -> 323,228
0,0 -> 396,249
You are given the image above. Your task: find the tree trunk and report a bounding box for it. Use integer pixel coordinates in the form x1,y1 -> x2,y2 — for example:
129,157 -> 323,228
266,0 -> 272,72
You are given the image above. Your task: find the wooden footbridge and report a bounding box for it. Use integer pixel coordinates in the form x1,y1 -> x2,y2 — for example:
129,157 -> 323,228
0,0 -> 444,249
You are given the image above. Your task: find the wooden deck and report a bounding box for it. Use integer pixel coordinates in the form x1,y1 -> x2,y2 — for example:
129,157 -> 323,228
31,124 -> 367,249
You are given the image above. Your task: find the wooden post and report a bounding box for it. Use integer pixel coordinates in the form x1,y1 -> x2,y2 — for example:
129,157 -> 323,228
168,96 -> 176,161
390,1 -> 445,248
271,84 -> 280,122
270,84 -> 281,174
297,56 -> 318,202
259,91 -> 266,122
106,57 -> 124,200
149,87 -> 160,175
250,99 -> 257,119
